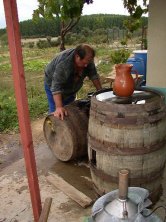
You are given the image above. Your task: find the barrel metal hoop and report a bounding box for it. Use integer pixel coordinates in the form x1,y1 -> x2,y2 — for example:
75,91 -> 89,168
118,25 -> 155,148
90,109 -> 166,125
90,163 -> 165,185
91,93 -> 166,114
88,134 -> 166,155
148,185 -> 163,205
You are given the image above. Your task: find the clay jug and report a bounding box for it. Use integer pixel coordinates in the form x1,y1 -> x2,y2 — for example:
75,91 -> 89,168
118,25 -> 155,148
113,64 -> 137,97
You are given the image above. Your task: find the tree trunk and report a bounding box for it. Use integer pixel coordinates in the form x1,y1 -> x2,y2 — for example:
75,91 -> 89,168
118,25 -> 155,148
60,21 -> 66,51
60,34 -> 66,51
59,18 -> 80,51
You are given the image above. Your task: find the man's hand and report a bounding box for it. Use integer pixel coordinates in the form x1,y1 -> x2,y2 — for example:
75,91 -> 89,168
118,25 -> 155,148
53,107 -> 68,120
92,78 -> 102,91
52,93 -> 67,120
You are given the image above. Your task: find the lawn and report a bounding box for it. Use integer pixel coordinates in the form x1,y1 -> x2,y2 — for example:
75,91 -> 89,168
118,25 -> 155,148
0,44 -> 114,132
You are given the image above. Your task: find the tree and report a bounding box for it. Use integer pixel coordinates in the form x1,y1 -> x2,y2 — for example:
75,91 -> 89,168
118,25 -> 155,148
123,0 -> 149,19
33,0 -> 93,51
122,0 -> 149,48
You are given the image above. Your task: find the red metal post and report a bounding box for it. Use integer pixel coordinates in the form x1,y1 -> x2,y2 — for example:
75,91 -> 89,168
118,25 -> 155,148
3,0 -> 42,221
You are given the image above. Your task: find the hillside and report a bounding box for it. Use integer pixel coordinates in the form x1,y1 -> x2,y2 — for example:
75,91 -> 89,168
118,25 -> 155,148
0,14 -> 148,38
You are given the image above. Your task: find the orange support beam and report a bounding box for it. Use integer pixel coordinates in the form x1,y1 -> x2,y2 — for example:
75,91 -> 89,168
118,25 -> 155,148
3,0 -> 42,221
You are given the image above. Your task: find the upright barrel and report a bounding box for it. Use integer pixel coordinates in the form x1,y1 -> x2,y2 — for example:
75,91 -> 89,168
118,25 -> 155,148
88,88 -> 166,203
134,50 -> 147,69
44,100 -> 89,162
133,50 -> 148,81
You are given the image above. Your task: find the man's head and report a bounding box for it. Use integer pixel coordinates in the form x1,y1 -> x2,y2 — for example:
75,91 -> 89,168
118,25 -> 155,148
74,44 -> 95,68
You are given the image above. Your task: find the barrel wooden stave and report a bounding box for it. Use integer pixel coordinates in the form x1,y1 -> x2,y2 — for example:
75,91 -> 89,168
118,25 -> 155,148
88,89 -> 166,203
88,115 -> 166,150
92,146 -> 165,174
44,102 -> 89,162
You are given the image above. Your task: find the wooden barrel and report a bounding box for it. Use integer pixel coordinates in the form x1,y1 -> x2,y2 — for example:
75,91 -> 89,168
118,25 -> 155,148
43,100 -> 89,162
88,88 -> 166,203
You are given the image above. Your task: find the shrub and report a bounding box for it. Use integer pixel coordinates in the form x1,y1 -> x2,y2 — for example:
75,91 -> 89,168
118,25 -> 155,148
93,35 -> 108,44
0,33 -> 8,46
120,39 -> 127,46
50,38 -> 60,47
80,27 -> 93,37
0,85 -> 48,132
142,38 -> 147,50
0,92 -> 18,132
65,33 -> 77,45
110,48 -> 131,64
36,40 -> 50,49
94,28 -> 107,36
28,42 -> 35,48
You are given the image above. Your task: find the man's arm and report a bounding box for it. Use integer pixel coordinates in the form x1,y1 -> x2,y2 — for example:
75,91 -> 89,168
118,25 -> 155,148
53,93 -> 67,120
91,78 -> 102,91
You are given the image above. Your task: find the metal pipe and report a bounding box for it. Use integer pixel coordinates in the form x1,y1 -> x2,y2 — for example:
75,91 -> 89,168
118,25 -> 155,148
118,169 -> 129,200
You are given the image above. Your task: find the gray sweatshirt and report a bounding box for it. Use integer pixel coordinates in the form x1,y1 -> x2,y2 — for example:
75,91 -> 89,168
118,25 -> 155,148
44,48 -> 99,99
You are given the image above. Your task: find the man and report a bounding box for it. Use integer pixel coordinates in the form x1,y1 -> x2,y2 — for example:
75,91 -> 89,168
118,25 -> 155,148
44,44 -> 102,120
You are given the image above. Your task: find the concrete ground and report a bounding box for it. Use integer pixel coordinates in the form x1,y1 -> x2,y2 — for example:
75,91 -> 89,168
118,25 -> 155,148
0,117 -> 166,221
0,118 -> 96,222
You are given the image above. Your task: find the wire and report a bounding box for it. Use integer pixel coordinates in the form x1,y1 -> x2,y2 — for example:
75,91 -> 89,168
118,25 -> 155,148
142,205 -> 166,222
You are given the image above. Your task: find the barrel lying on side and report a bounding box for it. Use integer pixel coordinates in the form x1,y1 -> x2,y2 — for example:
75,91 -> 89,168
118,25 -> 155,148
88,88 -> 166,204
43,101 -> 89,162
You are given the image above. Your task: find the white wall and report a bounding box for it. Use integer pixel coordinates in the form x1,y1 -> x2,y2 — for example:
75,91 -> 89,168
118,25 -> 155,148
147,0 -> 166,87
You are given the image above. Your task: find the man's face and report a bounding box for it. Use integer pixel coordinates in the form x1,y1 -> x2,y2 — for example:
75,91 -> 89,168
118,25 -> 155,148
75,54 -> 93,68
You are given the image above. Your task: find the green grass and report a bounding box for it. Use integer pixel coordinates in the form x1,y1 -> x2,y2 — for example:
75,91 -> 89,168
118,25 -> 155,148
0,44 -> 115,132
0,91 -> 18,132
0,54 -> 9,63
96,46 -> 112,57
24,60 -> 48,72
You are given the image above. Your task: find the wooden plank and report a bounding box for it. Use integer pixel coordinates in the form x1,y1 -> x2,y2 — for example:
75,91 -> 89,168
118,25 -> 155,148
3,1 -> 42,221
46,173 -> 93,208
39,197 -> 52,222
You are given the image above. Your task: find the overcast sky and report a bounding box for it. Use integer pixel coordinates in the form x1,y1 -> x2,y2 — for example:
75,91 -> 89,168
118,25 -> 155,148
0,0 -> 129,29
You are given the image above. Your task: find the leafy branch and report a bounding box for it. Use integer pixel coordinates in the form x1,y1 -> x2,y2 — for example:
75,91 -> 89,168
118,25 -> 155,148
33,0 -> 93,51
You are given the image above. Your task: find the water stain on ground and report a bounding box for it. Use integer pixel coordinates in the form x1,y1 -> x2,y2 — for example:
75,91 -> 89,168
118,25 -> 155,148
50,157 -> 98,201
0,134 -> 23,170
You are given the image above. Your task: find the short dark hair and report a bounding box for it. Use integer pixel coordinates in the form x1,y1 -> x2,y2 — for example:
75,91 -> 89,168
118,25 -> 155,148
74,44 -> 95,59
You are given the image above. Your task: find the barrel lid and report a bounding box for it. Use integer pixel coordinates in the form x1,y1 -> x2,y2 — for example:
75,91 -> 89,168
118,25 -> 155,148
94,88 -> 165,105
96,90 -> 116,101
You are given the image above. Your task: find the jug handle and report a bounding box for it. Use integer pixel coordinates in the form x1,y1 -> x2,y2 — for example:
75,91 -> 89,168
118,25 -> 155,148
131,69 -> 139,81
132,69 -> 144,88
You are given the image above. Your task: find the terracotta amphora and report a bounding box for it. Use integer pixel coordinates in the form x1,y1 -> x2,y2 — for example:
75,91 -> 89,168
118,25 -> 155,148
113,64 -> 138,97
